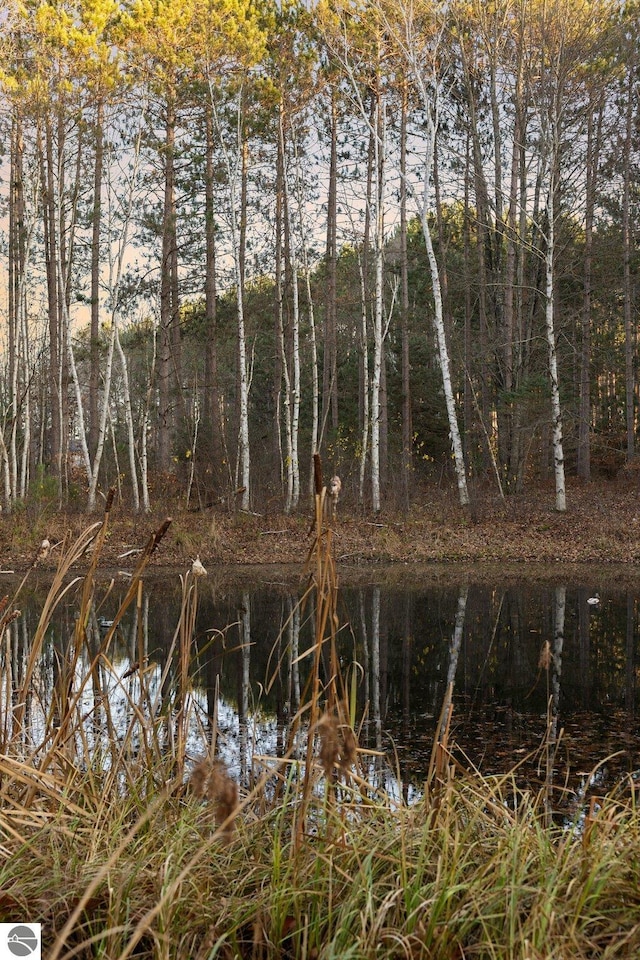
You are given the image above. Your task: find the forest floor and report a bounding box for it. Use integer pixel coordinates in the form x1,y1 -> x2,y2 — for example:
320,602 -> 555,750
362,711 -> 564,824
3,475 -> 640,579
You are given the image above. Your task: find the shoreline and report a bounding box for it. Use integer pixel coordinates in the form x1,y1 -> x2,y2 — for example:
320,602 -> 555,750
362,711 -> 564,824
2,478 -> 640,573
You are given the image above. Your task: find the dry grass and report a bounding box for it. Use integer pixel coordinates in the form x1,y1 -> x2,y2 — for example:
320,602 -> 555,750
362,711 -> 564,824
4,476 -> 640,573
1,475 -> 640,958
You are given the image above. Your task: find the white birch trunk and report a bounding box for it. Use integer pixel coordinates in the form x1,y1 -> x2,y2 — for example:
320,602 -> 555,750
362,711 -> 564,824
277,299 -> 294,511
103,105 -> 147,512
19,301 -> 31,498
114,323 -> 140,513
371,97 -> 385,514
277,112 -> 301,512
357,252 -> 370,506
9,309 -> 18,503
418,103 -> 469,507
17,200 -> 37,499
277,114 -> 293,512
0,431 -> 10,509
544,178 -> 566,512
308,279 -> 319,496
55,187 -> 95,499
140,345 -> 153,515
367,3 -> 469,507
290,250 -> 301,509
292,126 -> 318,495
85,317 -> 116,512
236,258 -> 251,512
287,128 -> 301,508
140,407 -> 151,514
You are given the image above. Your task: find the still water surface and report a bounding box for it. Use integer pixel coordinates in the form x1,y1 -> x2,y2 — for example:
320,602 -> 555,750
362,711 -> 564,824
4,563 -> 639,805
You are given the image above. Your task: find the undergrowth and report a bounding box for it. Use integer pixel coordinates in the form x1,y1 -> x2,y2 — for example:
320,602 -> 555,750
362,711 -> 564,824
0,470 -> 639,959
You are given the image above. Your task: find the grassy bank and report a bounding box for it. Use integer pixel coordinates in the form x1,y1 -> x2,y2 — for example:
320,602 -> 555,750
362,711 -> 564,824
3,477 -> 640,571
1,477 -> 640,958
3,757 -> 639,959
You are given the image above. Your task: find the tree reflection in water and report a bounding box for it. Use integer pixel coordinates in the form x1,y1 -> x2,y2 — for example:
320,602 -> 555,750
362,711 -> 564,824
3,568 -> 639,810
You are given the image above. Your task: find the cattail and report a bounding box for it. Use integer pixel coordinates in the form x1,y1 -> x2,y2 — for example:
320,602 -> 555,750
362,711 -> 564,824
317,711 -> 358,777
327,476 -> 342,520
338,724 -> 358,773
36,538 -> 51,564
317,713 -> 340,777
189,758 -> 238,840
0,607 -> 20,631
538,639 -> 552,671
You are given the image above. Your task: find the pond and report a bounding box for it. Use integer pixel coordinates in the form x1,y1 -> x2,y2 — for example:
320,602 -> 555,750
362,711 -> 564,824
2,563 -> 639,814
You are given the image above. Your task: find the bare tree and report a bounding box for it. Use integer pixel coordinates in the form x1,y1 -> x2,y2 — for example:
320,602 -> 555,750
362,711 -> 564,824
385,0 -> 470,507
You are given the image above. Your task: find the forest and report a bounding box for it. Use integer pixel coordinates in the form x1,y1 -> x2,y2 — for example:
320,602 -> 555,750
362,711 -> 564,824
0,0 -> 638,517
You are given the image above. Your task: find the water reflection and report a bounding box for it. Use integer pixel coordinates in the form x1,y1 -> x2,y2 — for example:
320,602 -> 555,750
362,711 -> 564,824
2,567 -> 639,808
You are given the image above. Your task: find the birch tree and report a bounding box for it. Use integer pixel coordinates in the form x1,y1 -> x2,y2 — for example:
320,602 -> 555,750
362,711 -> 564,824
525,0 -> 613,510
370,79 -> 387,514
85,96 -> 149,513
317,3 -> 396,512
379,0 -> 470,507
290,121 -> 321,499
267,2 -> 317,512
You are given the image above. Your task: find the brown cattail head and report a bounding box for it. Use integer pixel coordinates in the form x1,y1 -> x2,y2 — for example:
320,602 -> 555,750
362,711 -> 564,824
317,712 -> 340,777
144,518 -> 172,561
313,453 -> 323,496
339,724 -> 358,772
189,758 -> 238,840
317,712 -> 358,777
0,607 -> 20,631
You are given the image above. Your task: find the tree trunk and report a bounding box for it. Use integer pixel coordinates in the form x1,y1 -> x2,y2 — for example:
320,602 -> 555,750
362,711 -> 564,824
399,81 -> 412,509
577,96 -> 603,479
237,125 -> 250,510
414,77 -> 470,508
7,113 -> 23,510
276,107 -> 299,512
114,323 -> 140,513
158,93 -> 176,474
212,88 -> 253,511
622,52 -> 636,462
322,90 -> 339,441
291,122 -> 319,495
40,119 -> 63,489
544,173 -> 566,512
283,115 -> 301,510
89,98 -> 104,460
371,87 -> 385,514
204,103 -> 224,491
